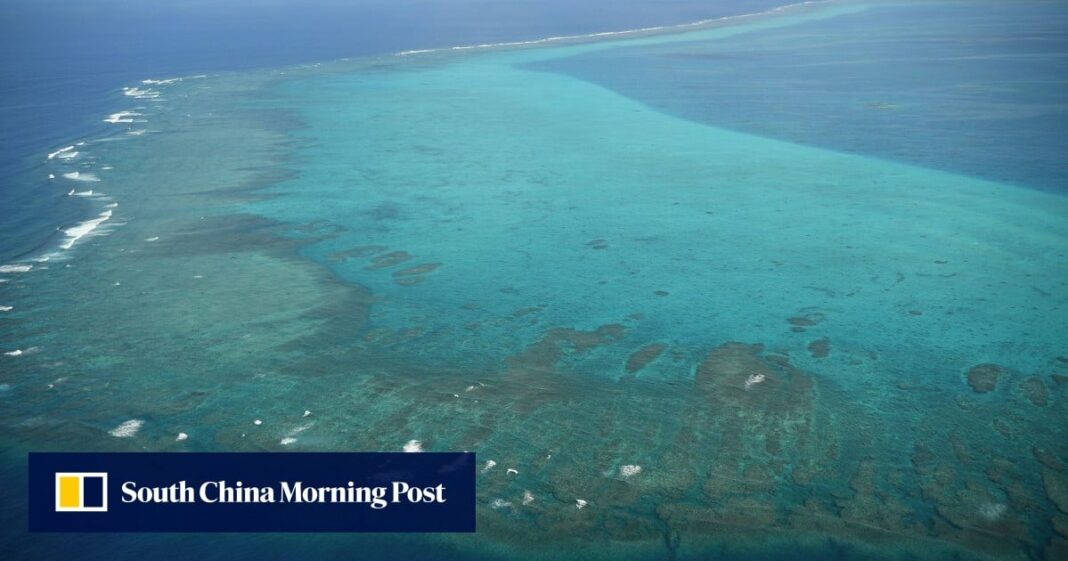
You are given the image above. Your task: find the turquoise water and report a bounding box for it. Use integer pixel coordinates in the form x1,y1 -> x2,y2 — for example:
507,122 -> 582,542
2,1 -> 1067,559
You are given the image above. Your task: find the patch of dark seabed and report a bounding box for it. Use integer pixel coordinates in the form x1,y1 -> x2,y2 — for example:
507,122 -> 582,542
320,332 -> 1065,561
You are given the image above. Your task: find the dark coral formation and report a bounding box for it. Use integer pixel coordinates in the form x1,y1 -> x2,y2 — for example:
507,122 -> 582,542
624,343 -> 667,374
787,313 -> 823,327
966,363 -> 1002,393
807,337 -> 830,358
393,262 -> 441,277
787,312 -> 825,333
368,250 -> 413,269
508,324 -> 627,371
288,309 -> 1065,561
328,245 -> 388,261
391,262 -> 441,286
1044,469 -> 1068,514
394,276 -> 426,286
1021,376 -> 1049,406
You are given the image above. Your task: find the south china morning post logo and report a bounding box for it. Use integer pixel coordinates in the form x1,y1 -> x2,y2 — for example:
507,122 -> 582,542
54,472 -> 108,512
29,452 -> 475,532
117,478 -> 445,508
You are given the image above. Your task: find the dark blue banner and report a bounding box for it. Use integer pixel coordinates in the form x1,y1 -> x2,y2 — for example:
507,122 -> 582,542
29,452 -> 475,532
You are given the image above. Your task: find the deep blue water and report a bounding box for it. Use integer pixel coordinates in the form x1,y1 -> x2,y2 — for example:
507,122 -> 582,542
535,0 -> 1068,192
0,0 -> 786,262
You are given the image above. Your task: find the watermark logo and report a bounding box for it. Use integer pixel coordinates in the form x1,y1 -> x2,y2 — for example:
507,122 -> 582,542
31,453 -> 474,532
54,472 -> 108,512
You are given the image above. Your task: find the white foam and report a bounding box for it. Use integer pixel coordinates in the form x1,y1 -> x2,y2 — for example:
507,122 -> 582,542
176,432 -> 189,441
619,464 -> 642,478
403,439 -> 423,452
744,373 -> 766,390
145,236 -> 159,242
490,498 -> 512,509
280,437 -> 297,446
142,74 -> 204,85
481,460 -> 497,474
72,190 -> 97,197
303,410 -> 312,417
253,419 -> 263,425
142,78 -> 181,85
61,209 -> 112,250
104,111 -> 143,124
0,306 -> 12,312
62,171 -> 100,182
287,422 -> 313,436
980,502 -> 1007,521
522,490 -> 535,505
47,146 -> 76,160
396,1 -> 823,57
4,349 -> 23,357
0,264 -> 32,273
576,499 -> 588,509
123,87 -> 161,99
108,419 -> 144,438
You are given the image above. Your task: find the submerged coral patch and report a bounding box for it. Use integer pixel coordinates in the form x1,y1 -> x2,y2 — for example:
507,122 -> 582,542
625,343 -> 667,374
966,364 -> 1002,393
368,251 -> 412,270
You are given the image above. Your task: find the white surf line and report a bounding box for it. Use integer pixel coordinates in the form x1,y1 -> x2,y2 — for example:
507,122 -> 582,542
60,210 -> 113,250
35,69 -> 186,264
142,78 -> 181,85
47,145 -> 76,160
141,74 -> 207,85
108,419 -> 144,438
396,0 -> 831,56
103,110 -> 144,124
62,171 -> 100,182
4,346 -> 39,357
123,86 -> 161,100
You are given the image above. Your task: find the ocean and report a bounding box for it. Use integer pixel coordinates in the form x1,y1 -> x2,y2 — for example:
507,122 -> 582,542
1,0 -> 1067,560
